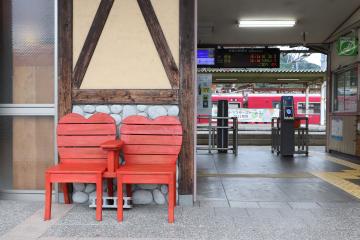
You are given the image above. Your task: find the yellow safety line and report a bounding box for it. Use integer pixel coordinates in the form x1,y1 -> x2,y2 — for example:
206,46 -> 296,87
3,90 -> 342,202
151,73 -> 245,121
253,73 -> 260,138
312,172 -> 360,199
308,152 -> 360,199
312,152 -> 360,170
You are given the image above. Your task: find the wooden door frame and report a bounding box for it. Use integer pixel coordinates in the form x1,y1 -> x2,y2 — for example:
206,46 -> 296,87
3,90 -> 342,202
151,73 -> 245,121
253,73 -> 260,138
58,0 -> 196,197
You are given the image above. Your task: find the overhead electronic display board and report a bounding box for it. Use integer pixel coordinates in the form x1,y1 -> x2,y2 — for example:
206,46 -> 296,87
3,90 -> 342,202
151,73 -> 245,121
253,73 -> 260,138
197,46 -> 280,68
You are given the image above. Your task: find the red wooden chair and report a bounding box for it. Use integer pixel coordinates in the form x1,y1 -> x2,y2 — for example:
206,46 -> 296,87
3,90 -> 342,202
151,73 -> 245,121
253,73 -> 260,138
44,113 -> 117,221
115,116 -> 182,223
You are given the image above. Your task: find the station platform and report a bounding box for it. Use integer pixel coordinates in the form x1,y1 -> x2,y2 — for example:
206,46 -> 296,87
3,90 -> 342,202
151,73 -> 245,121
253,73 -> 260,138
1,146 -> 360,239
197,146 -> 360,207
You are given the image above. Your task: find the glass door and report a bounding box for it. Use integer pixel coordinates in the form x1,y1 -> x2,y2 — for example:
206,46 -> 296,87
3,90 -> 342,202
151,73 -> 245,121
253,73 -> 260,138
0,0 -> 56,195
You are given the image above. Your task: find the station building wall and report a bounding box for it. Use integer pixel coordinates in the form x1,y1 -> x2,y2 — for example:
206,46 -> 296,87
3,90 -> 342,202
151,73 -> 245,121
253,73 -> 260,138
328,8 -> 360,156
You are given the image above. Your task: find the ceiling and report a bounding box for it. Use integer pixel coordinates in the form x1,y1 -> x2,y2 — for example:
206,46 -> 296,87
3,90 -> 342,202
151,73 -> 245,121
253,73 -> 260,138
198,0 -> 360,45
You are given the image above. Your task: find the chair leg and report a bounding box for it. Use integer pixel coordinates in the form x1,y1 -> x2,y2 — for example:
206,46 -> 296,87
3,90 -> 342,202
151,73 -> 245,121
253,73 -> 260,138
117,176 -> 123,222
107,178 -> 114,197
62,183 -> 70,204
95,175 -> 103,221
126,184 -> 132,198
168,180 -> 175,223
44,173 -> 52,220
174,175 -> 177,206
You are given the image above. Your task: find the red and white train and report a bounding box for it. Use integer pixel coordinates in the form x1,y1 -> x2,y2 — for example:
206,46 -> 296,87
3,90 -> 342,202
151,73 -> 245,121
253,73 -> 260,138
208,93 -> 322,124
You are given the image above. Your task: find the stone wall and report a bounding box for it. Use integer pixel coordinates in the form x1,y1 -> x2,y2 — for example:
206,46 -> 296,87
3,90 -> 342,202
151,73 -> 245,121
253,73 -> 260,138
71,104 -> 179,205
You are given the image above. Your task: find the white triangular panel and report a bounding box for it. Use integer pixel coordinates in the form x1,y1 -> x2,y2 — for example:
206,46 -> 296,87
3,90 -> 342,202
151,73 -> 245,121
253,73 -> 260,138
81,0 -> 179,89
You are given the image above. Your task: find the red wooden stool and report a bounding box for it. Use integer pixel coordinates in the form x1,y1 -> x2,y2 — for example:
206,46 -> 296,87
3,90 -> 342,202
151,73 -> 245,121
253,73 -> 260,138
44,113 -> 117,221
114,116 -> 183,223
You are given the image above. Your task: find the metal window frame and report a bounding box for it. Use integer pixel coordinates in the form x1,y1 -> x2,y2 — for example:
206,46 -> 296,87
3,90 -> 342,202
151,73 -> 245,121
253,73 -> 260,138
0,0 -> 58,200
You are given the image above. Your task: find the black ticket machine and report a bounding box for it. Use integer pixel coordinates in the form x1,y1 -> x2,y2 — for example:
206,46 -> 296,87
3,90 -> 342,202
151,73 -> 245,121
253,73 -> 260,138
280,96 -> 295,156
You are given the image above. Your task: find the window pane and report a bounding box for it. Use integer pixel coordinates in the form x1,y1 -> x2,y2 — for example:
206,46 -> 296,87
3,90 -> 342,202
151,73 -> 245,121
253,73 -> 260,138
0,0 -> 54,104
334,67 -> 357,113
344,69 -> 357,112
0,116 -> 54,190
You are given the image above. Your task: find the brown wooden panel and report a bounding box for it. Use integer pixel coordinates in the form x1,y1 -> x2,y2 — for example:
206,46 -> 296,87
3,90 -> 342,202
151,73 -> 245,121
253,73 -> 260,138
72,89 -> 178,104
124,154 -> 177,165
137,0 -> 179,89
58,124 -> 115,135
121,135 -> 182,145
13,117 -> 54,190
121,125 -> 182,135
58,0 -> 73,117
123,145 -> 181,155
58,147 -> 107,159
73,0 -> 114,89
57,135 -> 115,147
178,0 -> 195,195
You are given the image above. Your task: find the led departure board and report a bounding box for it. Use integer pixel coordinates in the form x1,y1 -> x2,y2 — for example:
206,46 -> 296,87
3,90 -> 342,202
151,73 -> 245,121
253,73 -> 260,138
197,46 -> 280,68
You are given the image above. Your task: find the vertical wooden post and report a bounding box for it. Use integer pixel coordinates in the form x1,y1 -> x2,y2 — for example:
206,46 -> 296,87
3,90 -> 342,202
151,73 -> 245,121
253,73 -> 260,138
58,0 -> 73,117
179,0 -> 196,196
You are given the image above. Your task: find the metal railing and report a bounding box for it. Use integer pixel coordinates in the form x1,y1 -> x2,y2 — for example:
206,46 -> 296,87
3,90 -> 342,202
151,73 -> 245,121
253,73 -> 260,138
197,115 -> 238,155
271,117 -> 309,155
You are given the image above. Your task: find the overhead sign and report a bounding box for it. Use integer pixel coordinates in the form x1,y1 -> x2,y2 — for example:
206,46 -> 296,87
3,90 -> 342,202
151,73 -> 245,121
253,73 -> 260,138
197,46 -> 280,68
336,37 -> 358,56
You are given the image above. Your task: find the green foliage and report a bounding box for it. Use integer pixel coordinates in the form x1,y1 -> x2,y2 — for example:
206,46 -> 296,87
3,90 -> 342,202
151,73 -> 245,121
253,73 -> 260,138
280,53 -> 321,71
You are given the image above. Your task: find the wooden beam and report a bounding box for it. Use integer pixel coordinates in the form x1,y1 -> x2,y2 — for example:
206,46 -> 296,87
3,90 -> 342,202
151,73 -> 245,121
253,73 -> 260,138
72,89 -> 179,104
58,0 -> 73,117
73,0 -> 114,89
178,0 -> 195,195
137,0 -> 180,89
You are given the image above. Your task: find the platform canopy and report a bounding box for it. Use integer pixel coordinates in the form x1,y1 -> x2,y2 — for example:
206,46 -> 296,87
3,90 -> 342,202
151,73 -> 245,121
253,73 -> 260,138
198,0 -> 360,45
198,68 -> 326,84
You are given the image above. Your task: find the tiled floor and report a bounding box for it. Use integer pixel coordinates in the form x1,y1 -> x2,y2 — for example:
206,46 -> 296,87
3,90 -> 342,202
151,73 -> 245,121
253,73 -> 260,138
2,146 -> 360,239
196,146 -> 360,209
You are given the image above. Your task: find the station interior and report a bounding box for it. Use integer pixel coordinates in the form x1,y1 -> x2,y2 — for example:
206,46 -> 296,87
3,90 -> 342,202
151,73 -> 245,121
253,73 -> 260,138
195,0 -> 360,208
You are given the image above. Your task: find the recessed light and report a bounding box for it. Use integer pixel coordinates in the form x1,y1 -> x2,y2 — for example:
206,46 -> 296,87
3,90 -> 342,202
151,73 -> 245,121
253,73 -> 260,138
238,20 -> 296,28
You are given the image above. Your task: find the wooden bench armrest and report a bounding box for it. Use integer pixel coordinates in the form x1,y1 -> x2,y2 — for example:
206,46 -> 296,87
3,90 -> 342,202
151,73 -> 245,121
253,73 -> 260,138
101,140 -> 124,151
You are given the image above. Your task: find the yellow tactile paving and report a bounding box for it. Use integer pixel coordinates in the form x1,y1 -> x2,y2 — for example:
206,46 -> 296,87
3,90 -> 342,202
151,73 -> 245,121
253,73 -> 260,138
312,172 -> 360,199
310,152 -> 360,199
312,152 -> 360,170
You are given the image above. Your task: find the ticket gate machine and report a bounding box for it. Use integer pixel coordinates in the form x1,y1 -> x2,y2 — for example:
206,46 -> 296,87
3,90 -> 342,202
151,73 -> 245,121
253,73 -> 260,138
279,96 -> 295,156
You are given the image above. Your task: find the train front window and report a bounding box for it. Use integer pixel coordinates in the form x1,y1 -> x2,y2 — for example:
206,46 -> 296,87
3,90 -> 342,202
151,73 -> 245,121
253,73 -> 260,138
297,102 -> 320,114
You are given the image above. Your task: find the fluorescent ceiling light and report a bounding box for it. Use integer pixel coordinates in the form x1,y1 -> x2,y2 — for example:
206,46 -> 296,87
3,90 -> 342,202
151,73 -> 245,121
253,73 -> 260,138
238,20 -> 296,28
277,78 -> 300,81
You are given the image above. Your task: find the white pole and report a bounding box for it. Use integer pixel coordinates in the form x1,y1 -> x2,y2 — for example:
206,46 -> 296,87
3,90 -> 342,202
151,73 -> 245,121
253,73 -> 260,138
320,82 -> 326,126
305,84 -> 310,118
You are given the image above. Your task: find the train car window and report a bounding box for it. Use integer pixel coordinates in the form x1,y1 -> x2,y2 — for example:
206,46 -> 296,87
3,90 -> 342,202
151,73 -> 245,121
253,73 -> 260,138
229,103 -> 241,109
272,101 -> 280,109
297,102 -> 320,114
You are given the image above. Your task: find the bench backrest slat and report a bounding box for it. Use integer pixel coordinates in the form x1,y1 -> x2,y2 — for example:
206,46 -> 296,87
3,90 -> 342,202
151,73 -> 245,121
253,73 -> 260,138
120,116 -> 182,165
57,113 -> 116,164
